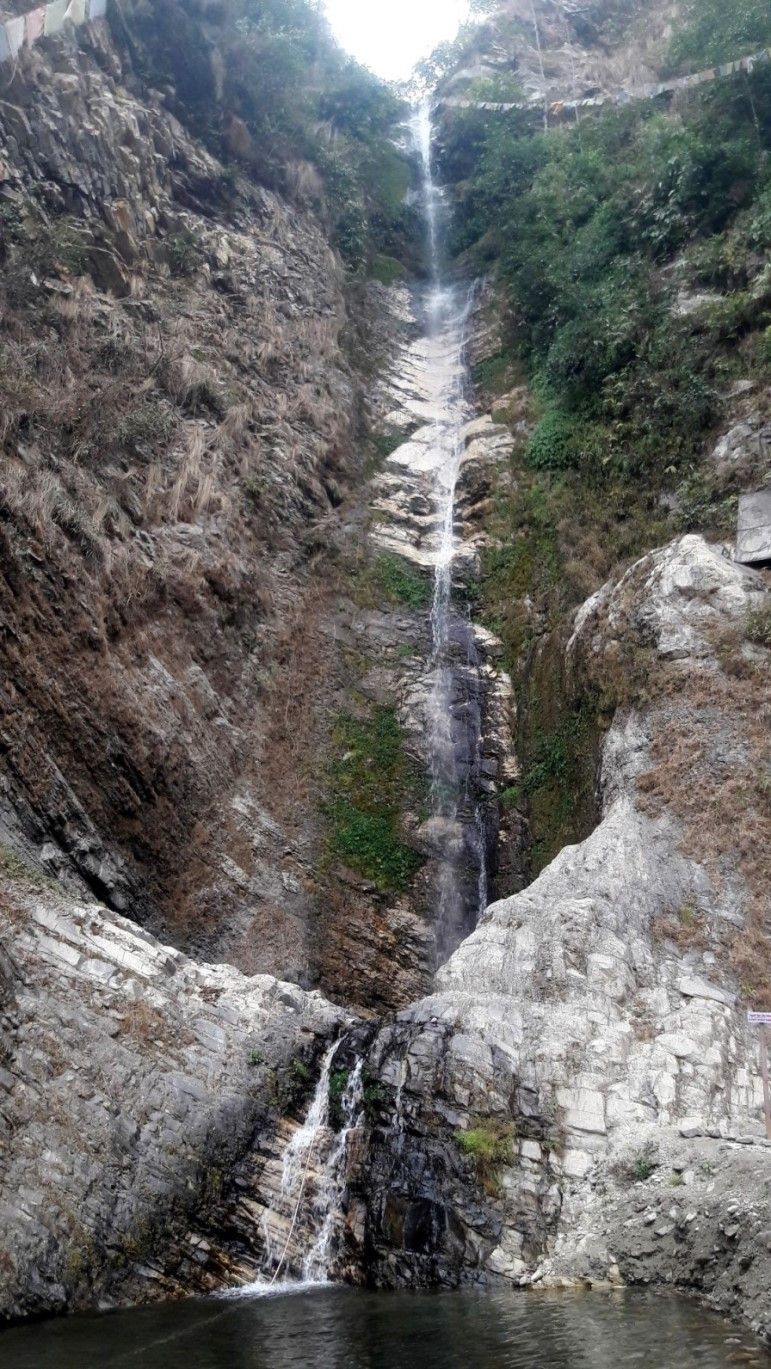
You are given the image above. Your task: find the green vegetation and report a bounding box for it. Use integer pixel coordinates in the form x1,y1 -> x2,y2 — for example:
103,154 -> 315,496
747,605 -> 771,648
616,1143 -> 660,1184
168,229 -> 201,277
667,0 -> 771,71
455,1120 -> 516,1193
278,1056 -> 313,1111
365,553 -> 432,610
441,44 -> 771,876
631,1147 -> 659,1183
329,1066 -> 387,1128
329,1069 -> 350,1129
324,707 -> 423,892
0,844 -> 42,884
370,430 -> 404,462
123,0 -> 419,273
368,254 -> 408,286
443,68 -> 771,486
288,1058 -> 311,1086
472,350 -> 517,395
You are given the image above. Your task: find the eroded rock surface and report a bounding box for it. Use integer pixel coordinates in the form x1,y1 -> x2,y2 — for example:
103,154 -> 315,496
353,535 -> 771,1342
0,877 -> 346,1319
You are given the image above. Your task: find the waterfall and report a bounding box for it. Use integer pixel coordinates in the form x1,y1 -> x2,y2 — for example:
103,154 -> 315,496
258,1042 -> 363,1289
302,1059 -> 363,1281
411,100 -> 490,964
242,104 -> 493,1302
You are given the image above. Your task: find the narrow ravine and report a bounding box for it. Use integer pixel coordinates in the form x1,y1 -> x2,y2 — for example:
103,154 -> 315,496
406,103 -> 491,964
250,101 -> 499,1288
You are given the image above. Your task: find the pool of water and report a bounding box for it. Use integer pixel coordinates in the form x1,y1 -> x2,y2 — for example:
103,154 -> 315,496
1,1285 -> 769,1368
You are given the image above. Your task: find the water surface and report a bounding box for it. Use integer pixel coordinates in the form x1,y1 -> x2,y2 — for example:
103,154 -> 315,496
2,1286 -> 769,1368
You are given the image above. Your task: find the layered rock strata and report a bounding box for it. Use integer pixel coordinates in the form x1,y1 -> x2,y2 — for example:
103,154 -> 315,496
0,876 -> 346,1319
352,535 -> 771,1342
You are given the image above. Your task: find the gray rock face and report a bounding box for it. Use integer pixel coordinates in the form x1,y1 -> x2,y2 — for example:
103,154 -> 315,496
570,533 -> 767,663
0,880 -> 345,1319
736,489 -> 771,566
354,535 -> 771,1341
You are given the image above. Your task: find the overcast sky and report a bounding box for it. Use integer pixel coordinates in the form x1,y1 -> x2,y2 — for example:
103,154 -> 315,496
324,0 -> 470,80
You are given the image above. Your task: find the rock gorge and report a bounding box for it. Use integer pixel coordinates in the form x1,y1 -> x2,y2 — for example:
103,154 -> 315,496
0,0 -> 769,1350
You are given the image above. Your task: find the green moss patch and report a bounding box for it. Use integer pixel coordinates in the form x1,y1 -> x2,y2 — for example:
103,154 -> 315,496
360,552 -> 432,611
323,707 -> 423,892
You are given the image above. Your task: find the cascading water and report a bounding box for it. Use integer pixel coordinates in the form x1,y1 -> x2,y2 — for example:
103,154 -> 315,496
303,1060 -> 363,1282
258,1042 -> 363,1290
245,104 -> 494,1302
412,101 -> 490,964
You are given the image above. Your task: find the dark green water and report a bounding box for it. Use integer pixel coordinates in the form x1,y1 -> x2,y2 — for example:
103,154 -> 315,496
1,1285 -> 769,1369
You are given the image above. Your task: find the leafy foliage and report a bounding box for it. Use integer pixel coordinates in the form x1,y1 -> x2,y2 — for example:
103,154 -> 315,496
441,64 -> 771,483
667,0 -> 771,71
122,0 -> 417,272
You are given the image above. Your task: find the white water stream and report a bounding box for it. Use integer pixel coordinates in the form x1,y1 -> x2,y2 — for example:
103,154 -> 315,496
257,1041 -> 363,1289
412,101 -> 489,963
253,103 -> 491,1295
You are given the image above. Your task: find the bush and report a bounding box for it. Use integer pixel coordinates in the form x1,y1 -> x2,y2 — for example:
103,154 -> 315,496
525,409 -> 579,471
455,1120 -> 516,1193
616,1142 -> 659,1183
168,230 -> 201,277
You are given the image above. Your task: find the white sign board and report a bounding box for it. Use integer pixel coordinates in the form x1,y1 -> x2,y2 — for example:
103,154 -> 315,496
747,1012 -> 771,1025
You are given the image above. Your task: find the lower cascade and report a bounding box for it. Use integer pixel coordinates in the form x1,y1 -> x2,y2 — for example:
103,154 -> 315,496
259,1042 -> 364,1288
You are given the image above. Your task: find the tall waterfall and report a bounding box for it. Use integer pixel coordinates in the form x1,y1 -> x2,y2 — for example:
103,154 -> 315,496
412,101 -> 489,964
248,105 -> 493,1300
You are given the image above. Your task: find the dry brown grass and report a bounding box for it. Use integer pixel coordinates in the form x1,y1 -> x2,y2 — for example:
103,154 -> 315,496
652,900 -> 710,952
120,998 -> 170,1046
639,664 -> 771,1008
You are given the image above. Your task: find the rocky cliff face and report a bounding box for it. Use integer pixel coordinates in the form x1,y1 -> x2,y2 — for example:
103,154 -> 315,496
0,0 -> 770,1347
0,873 -> 346,1318
0,15 -> 435,1014
353,533 -> 771,1341
438,0 -> 680,105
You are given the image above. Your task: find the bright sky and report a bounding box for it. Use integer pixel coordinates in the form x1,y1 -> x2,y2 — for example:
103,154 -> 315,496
324,0 -> 470,81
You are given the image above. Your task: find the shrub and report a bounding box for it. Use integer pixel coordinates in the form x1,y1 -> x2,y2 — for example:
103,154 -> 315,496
455,1119 -> 516,1193
329,1069 -> 350,1129
525,409 -> 579,471
616,1142 -> 659,1184
747,605 -> 771,648
168,230 -> 201,277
